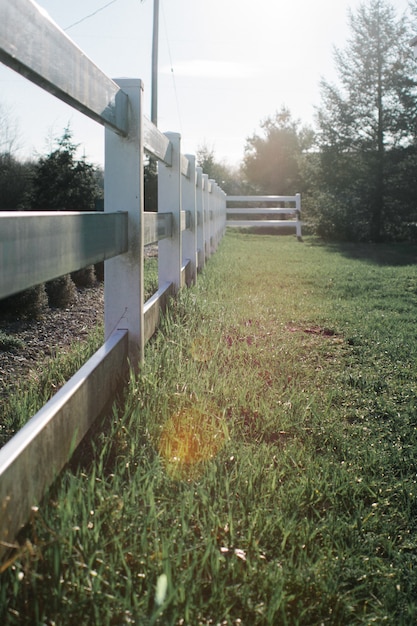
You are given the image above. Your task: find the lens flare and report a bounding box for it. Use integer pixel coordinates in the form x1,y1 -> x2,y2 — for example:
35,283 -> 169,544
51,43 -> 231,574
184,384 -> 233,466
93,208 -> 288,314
158,403 -> 227,479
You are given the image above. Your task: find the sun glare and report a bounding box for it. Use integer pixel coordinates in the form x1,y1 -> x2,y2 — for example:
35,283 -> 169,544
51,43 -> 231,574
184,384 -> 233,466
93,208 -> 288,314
158,403 -> 228,479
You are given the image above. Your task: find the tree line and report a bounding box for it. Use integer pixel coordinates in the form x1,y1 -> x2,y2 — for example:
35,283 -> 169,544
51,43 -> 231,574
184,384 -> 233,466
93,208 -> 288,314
2,0 -> 417,249
202,0 -> 417,243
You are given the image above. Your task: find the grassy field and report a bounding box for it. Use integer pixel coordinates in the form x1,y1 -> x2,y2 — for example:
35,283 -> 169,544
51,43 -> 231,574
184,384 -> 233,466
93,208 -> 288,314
2,231 -> 417,624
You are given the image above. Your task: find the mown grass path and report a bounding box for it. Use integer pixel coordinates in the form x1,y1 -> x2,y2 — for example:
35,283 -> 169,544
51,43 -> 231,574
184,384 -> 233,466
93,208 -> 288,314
2,232 -> 417,625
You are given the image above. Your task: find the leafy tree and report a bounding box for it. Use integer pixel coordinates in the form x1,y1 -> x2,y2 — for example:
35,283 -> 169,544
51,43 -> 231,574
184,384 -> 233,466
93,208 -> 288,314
0,102 -> 20,155
241,107 -> 314,196
0,102 -> 34,211
196,144 -> 243,195
315,0 -> 417,241
31,126 -> 102,212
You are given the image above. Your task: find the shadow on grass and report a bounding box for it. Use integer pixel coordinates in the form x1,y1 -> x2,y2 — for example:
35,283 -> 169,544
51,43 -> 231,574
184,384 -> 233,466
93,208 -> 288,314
308,239 -> 417,267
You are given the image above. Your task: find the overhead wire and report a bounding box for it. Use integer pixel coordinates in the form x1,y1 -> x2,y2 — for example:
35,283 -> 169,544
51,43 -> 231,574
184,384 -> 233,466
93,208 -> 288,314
64,0 -> 124,31
63,0 -> 183,134
160,0 -> 183,134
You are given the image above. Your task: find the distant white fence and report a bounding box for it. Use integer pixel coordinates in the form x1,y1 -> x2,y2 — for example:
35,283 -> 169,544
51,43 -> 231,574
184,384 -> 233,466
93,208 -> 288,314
0,0 -> 226,556
226,194 -> 302,238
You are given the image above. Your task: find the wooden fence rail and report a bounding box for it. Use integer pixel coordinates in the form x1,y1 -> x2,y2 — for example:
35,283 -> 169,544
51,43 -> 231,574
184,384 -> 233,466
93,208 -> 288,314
0,0 -> 226,556
0,0 -> 299,556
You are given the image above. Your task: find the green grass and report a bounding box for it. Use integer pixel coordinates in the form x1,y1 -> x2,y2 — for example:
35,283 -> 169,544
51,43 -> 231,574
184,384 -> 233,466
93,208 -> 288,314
2,232 -> 417,624
0,259 -> 158,448
0,324 -> 105,448
0,331 -> 25,352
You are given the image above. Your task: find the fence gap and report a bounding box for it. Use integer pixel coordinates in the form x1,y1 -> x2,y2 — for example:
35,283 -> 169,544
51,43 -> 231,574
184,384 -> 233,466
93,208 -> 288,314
158,132 -> 182,293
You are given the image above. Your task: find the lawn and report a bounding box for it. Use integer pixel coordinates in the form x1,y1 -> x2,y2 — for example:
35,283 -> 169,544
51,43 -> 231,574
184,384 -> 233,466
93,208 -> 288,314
2,231 -> 417,625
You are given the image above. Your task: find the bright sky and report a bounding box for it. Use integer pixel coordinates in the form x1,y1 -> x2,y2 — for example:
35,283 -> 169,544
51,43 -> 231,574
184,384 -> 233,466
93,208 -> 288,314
0,0 -> 412,166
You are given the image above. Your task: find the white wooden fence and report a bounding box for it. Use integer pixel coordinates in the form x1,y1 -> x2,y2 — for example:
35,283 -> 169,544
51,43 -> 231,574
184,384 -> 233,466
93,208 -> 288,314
0,0 -> 301,555
0,0 -> 226,556
226,194 -> 302,238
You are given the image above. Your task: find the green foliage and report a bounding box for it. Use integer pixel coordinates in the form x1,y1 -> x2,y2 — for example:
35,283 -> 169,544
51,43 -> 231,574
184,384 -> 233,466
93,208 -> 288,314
0,153 -> 34,211
0,324 -> 104,447
0,331 -> 25,352
144,257 -> 159,301
315,0 -> 417,242
144,156 -> 158,212
242,106 -> 314,195
46,275 -> 77,309
30,127 -> 102,212
3,233 -> 417,624
0,285 -> 48,320
196,144 -> 243,195
71,266 -> 97,289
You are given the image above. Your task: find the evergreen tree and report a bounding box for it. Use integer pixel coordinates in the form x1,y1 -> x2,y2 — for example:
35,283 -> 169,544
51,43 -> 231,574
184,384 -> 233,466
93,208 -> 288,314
30,127 -> 102,304
31,127 -> 102,212
315,0 -> 417,241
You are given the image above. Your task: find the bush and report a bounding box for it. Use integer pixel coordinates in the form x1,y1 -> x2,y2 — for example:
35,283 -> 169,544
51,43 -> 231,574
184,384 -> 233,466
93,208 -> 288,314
0,331 -> 25,352
46,275 -> 77,308
71,265 -> 96,288
0,284 -> 48,320
94,261 -> 104,283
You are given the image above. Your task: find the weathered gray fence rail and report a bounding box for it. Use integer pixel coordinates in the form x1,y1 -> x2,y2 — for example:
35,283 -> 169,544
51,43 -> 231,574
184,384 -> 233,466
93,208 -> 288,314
226,194 -> 302,238
0,0 -> 226,556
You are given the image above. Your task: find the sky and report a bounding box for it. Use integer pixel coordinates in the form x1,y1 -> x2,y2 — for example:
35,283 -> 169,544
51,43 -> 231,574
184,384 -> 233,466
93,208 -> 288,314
0,0 -> 413,167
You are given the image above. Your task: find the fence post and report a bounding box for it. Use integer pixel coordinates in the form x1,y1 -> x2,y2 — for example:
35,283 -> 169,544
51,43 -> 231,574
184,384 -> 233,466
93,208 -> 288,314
221,188 -> 227,236
214,181 -> 220,250
104,78 -> 144,365
202,174 -> 210,259
196,166 -> 205,271
295,192 -> 302,239
158,132 -> 182,293
182,154 -> 197,285
209,179 -> 216,255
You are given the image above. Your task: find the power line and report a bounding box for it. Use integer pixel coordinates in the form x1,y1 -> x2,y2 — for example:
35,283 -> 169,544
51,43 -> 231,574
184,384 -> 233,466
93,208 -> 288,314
160,0 -> 183,134
64,0 -> 121,31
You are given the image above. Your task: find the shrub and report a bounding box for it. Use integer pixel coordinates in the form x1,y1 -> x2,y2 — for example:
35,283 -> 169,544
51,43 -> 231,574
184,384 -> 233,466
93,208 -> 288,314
46,275 -> 77,308
0,284 -> 48,319
0,330 -> 25,352
94,261 -> 104,283
71,265 -> 96,288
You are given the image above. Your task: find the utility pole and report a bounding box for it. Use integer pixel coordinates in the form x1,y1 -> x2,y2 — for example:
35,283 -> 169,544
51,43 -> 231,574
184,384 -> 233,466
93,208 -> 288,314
151,0 -> 159,126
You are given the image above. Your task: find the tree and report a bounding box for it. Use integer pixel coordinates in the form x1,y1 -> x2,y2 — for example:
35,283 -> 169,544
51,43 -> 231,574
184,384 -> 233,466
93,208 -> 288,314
0,102 -> 34,212
196,144 -> 243,195
0,102 -> 20,155
241,107 -> 314,196
30,127 -> 103,303
315,0 -> 417,241
31,126 -> 102,212
0,153 -> 34,211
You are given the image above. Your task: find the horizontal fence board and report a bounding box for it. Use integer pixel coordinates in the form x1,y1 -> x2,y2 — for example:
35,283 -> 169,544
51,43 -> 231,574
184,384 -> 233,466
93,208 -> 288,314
227,195 -> 298,203
0,329 -> 128,557
227,208 -> 298,215
0,211 -> 127,299
226,220 -> 300,227
143,117 -> 172,164
143,281 -> 174,343
0,0 -> 128,135
143,212 -> 172,245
